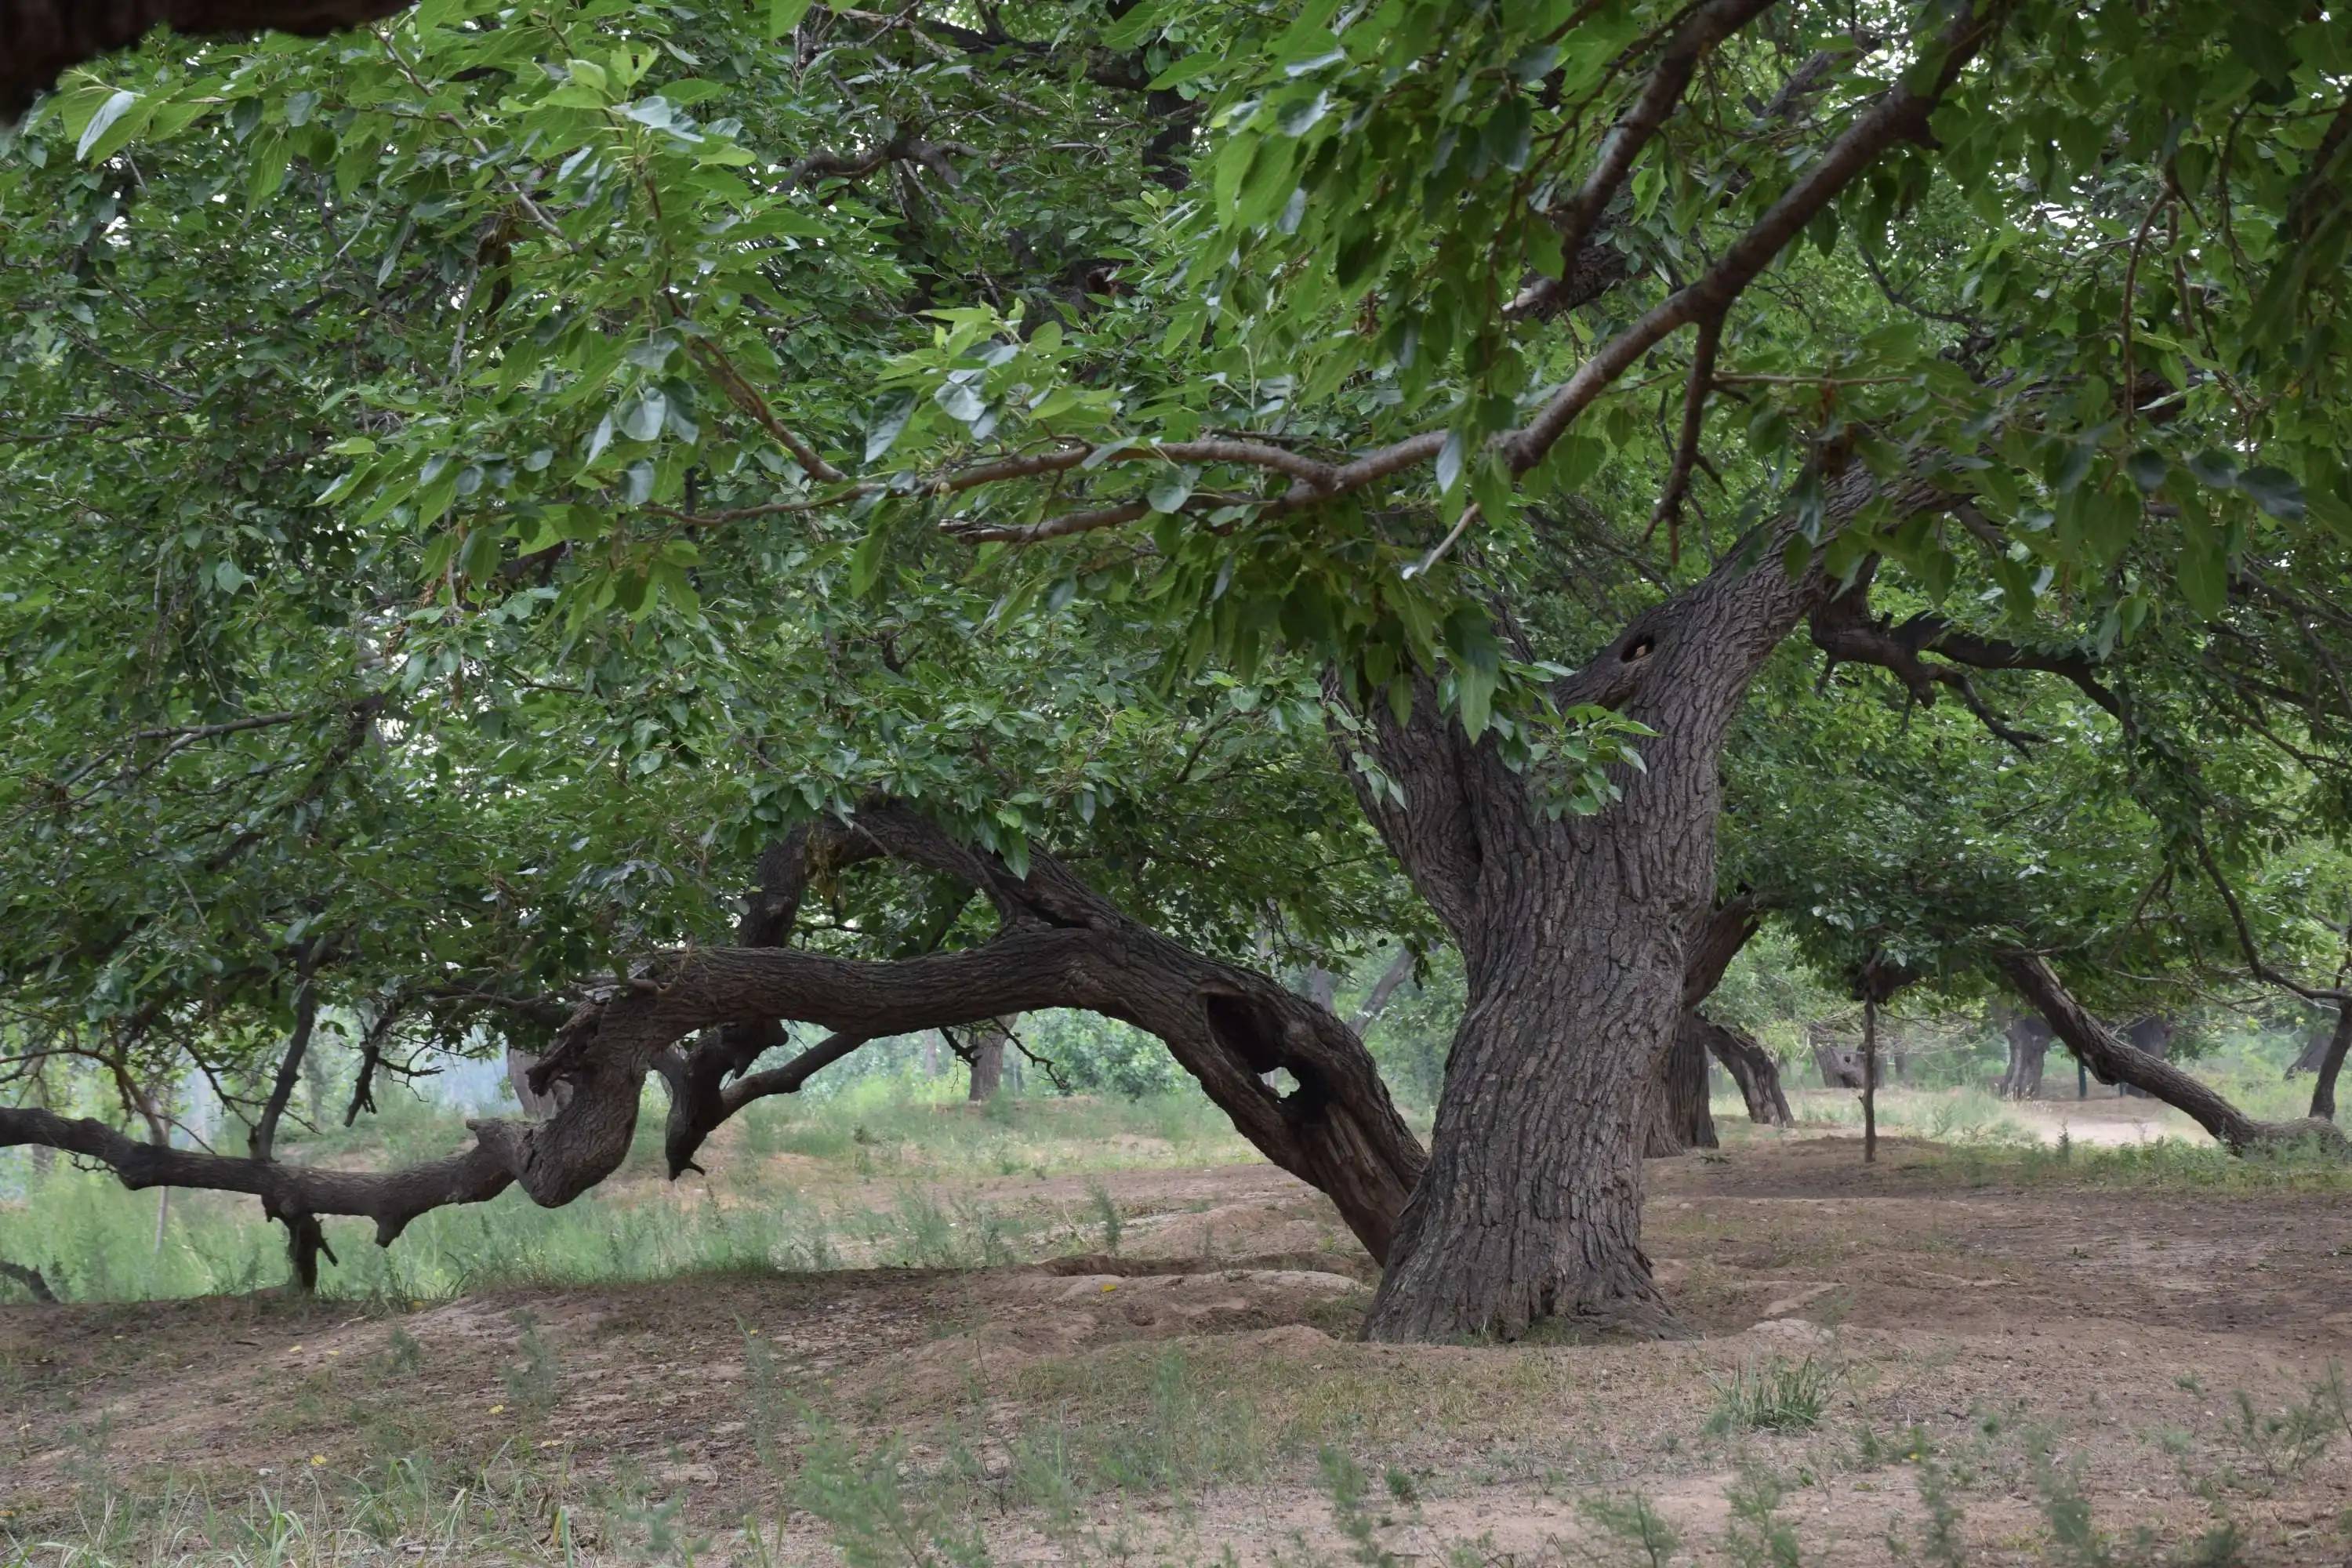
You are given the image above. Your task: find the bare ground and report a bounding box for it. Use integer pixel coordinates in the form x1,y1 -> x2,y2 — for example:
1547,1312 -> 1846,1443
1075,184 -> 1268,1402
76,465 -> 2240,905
5,1132 -> 2352,1565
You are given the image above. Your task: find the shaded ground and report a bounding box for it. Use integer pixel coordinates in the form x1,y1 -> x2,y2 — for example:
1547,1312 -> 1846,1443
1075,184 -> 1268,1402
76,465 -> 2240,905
5,1130 -> 2352,1565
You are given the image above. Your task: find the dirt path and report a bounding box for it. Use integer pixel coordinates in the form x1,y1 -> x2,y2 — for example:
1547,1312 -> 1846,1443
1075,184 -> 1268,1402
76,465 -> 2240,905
5,1137 -> 2350,1565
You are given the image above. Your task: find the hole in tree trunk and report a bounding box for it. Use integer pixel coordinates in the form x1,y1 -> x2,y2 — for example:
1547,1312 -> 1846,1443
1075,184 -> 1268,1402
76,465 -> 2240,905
1202,993 -> 1283,1073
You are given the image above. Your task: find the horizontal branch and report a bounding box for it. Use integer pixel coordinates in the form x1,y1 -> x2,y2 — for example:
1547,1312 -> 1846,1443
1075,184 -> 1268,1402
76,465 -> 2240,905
0,1103 -> 516,1244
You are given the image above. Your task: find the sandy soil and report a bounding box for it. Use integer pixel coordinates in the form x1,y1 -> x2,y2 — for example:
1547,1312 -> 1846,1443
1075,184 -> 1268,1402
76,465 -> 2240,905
5,1136 -> 2350,1565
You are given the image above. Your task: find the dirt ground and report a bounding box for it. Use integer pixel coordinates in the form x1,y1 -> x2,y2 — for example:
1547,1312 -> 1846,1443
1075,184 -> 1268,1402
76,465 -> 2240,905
6,1132 -> 2352,1565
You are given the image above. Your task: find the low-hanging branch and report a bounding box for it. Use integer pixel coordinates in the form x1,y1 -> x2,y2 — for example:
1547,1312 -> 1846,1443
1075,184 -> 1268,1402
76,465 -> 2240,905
1995,951 -> 2346,1155
0,798 -> 1431,1278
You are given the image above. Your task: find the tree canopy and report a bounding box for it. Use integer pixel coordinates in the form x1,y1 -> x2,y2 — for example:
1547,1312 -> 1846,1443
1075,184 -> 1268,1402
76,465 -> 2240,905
4,0 -> 2350,1332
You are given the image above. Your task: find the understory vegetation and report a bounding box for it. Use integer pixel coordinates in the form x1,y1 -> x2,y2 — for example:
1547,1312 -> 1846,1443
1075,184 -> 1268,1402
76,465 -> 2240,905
9,1090 -> 2352,1565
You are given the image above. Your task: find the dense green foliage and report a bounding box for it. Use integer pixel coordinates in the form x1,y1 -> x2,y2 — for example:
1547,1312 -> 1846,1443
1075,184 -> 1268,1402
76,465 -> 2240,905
2,0 -> 2347,1180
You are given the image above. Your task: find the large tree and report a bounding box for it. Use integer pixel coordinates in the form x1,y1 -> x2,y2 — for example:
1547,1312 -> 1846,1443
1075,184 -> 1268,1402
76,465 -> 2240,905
5,0 -> 2349,1338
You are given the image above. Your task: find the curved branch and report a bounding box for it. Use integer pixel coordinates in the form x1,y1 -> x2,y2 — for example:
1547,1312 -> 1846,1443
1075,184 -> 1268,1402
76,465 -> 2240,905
1994,952 -> 2345,1154
6,805 -> 1427,1269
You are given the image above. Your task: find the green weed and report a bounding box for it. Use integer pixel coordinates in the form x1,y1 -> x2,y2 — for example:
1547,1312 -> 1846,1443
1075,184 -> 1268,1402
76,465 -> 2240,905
1707,1357 -> 1833,1435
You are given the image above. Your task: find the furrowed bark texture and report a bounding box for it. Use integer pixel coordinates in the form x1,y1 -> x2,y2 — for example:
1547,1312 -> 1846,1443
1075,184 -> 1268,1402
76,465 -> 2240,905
1996,954 -> 2347,1154
1352,477 -> 1918,1341
3,0 -> 414,118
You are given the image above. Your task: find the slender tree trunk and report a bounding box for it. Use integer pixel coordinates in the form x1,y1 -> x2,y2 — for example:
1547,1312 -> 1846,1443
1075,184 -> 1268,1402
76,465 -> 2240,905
1861,995 -> 1879,1164
1348,947 -> 1419,1034
2310,1005 -> 2352,1122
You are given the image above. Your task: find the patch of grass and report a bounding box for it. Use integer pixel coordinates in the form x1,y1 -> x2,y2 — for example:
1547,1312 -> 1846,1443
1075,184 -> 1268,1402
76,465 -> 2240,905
1908,1136 -> 2352,1196
1706,1357 -> 1833,1436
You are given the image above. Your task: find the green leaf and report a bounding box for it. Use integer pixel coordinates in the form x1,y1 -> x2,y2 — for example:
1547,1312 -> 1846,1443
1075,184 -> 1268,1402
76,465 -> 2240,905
2177,513 -> 2227,617
246,132 -> 291,207
864,390 -> 916,463
619,389 -> 668,443
1436,430 -> 1466,498
1147,466 -> 1199,514
76,90 -> 140,162
2235,466 -> 2304,521
768,0 -> 815,36
849,523 -> 889,597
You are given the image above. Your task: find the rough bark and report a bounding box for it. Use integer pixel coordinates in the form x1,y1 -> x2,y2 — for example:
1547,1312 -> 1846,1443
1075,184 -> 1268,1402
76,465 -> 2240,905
1697,1016 -> 1792,1124
1995,954 -> 2347,1154
1352,473 -> 1927,1341
507,1045 -> 566,1116
3,0 -> 415,118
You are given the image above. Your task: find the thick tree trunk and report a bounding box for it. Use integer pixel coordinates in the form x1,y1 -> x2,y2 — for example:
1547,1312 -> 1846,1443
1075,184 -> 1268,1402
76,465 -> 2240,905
1351,490 -> 1874,1340
2309,1005 -> 2351,1122
1646,1014 -> 1720,1156
1367,894 -> 1689,1339
1697,1016 -> 1792,1124
2114,1016 -> 2172,1098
